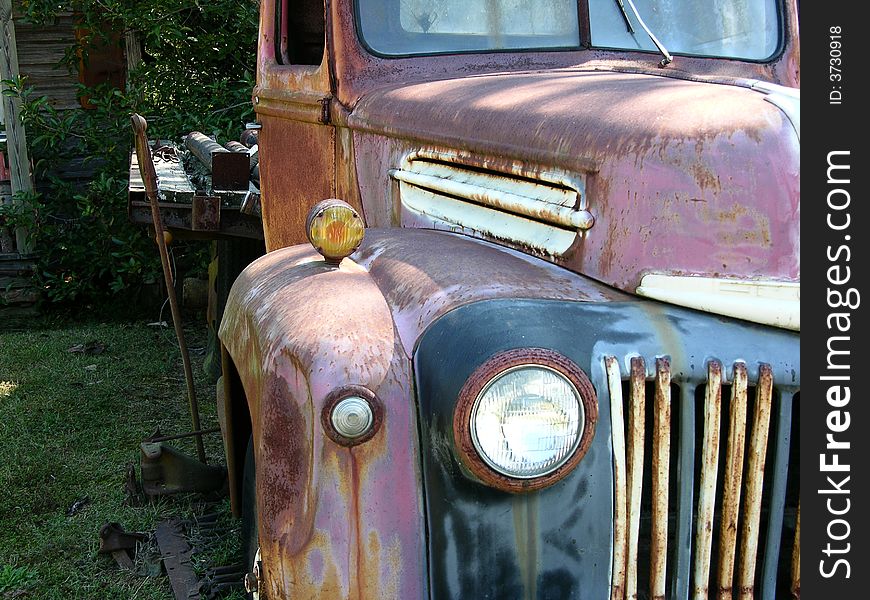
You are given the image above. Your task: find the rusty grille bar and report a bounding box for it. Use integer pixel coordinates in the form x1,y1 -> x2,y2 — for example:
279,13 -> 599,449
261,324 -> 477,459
626,357 -> 647,600
718,362 -> 749,599
693,361 -> 723,599
607,357 -> 798,600
650,358 -> 672,600
606,357 -> 629,600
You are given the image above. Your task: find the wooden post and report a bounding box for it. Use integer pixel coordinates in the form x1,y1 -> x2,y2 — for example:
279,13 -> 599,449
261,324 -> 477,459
0,0 -> 34,255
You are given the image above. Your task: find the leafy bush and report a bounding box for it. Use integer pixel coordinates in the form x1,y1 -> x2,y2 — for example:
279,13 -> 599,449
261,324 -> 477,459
3,0 -> 258,307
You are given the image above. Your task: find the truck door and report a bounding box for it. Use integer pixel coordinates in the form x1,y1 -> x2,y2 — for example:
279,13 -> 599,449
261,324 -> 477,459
255,0 -> 335,252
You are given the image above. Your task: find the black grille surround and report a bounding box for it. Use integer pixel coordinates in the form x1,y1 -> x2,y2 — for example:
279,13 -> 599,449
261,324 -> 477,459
413,298 -> 799,600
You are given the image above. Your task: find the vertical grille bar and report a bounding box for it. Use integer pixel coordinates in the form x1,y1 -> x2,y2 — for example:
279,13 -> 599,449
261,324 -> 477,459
737,365 -> 774,598
650,357 -> 671,600
626,357 -> 647,600
671,383 -> 696,599
692,361 -> 723,599
761,390 -> 795,598
791,502 -> 800,599
606,357 -> 628,600
717,362 -> 749,599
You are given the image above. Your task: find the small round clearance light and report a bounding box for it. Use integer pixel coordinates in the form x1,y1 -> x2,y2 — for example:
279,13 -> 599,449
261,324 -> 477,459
454,349 -> 598,493
305,199 -> 365,262
331,396 -> 374,439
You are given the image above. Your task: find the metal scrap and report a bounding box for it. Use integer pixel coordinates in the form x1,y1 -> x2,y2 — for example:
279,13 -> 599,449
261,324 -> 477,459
140,441 -> 227,498
98,522 -> 147,570
156,518 -> 199,600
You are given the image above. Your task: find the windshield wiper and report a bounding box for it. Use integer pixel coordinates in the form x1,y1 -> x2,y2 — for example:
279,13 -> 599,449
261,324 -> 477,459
622,0 -> 673,67
613,0 -> 635,34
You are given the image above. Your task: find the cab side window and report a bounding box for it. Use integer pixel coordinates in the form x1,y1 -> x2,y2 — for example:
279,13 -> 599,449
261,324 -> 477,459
275,0 -> 325,65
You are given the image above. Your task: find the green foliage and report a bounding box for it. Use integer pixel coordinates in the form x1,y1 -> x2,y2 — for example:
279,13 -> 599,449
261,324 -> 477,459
0,564 -> 36,593
7,0 -> 258,307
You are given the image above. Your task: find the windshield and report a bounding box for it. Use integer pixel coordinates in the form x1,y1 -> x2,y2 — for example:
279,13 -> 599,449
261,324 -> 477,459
591,0 -> 780,60
358,0 -> 581,55
357,0 -> 781,61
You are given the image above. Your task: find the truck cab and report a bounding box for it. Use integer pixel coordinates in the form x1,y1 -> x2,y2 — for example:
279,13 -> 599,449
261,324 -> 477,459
217,1 -> 800,598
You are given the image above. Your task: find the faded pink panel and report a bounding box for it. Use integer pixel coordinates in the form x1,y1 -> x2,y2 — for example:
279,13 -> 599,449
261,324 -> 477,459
220,247 -> 427,599
349,70 -> 799,293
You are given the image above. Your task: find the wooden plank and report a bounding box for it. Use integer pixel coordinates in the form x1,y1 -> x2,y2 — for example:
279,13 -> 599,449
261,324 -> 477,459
0,0 -> 35,254
0,304 -> 39,328
0,253 -> 36,275
129,144 -> 198,203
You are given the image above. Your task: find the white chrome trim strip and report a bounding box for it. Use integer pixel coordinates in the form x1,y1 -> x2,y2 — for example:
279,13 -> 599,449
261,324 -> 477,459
636,274 -> 800,331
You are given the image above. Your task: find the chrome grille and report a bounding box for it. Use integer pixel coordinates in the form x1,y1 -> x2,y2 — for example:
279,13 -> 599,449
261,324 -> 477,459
605,357 -> 799,600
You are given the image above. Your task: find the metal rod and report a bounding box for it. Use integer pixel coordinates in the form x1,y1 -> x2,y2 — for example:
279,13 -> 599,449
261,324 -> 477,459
146,427 -> 221,444
791,501 -> 800,599
132,113 -> 206,463
185,131 -> 228,172
623,0 -> 673,66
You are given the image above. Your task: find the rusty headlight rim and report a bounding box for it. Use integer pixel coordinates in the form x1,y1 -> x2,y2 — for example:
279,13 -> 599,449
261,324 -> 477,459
452,348 -> 598,493
321,385 -> 383,447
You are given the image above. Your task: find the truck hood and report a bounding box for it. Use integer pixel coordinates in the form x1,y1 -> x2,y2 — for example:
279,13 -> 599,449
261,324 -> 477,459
346,68 -> 800,313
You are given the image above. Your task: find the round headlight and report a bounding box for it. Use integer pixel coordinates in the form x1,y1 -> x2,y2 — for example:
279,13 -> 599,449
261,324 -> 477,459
305,199 -> 365,262
454,349 -> 598,492
472,365 -> 583,478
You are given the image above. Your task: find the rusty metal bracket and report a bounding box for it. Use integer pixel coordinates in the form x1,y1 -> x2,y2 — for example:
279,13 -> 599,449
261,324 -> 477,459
192,195 -> 221,232
98,522 -> 147,570
140,441 -> 227,498
240,190 -> 261,217
211,151 -> 250,191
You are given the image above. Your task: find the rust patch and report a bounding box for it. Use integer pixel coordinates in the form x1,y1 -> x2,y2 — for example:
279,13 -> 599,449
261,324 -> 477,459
452,348 -> 598,494
690,161 -> 721,192
258,115 -> 336,252
259,371 -> 313,556
791,502 -> 800,599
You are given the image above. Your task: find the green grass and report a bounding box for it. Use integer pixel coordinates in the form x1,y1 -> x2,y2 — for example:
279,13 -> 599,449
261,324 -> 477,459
0,318 -> 243,599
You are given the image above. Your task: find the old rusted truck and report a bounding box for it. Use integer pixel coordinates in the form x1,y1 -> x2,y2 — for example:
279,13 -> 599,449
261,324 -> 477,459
154,0 -> 802,598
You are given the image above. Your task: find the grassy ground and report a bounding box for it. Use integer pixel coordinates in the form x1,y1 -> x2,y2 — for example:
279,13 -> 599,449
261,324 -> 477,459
0,317 -> 243,599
